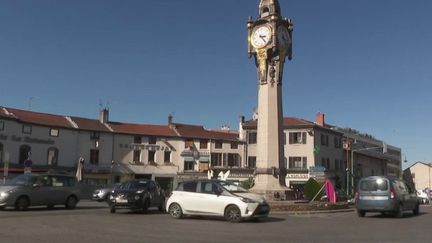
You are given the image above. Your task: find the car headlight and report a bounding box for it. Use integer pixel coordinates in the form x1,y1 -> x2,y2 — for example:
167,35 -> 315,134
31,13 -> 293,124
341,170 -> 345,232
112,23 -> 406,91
240,197 -> 256,203
0,191 -> 11,198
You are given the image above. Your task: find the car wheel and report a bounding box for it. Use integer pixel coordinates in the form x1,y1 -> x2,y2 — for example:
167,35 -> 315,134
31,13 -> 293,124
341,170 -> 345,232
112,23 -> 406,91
225,205 -> 242,223
110,206 -> 116,213
395,204 -> 404,218
15,196 -> 30,211
168,203 -> 183,219
65,196 -> 78,209
357,210 -> 366,217
413,203 -> 420,216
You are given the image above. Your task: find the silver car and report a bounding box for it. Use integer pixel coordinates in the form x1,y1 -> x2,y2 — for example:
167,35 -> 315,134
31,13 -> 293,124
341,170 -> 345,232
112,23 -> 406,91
355,176 -> 420,218
0,173 -> 80,210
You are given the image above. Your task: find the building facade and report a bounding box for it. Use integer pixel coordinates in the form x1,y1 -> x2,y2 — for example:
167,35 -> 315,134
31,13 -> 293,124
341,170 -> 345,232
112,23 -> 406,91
0,107 -> 246,191
1,106 -> 402,197
241,112 -> 346,192
404,162 -> 432,191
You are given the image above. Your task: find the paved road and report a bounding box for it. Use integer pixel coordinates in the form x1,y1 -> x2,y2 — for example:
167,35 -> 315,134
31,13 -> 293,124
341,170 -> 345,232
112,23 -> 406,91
0,201 -> 430,243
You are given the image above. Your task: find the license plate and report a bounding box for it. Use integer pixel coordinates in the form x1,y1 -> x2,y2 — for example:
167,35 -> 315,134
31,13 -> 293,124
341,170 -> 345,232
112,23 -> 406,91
116,199 -> 128,203
360,195 -> 388,200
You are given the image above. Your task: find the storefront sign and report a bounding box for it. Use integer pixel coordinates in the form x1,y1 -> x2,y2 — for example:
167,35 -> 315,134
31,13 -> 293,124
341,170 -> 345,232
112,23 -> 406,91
286,173 -> 309,179
0,134 -> 54,145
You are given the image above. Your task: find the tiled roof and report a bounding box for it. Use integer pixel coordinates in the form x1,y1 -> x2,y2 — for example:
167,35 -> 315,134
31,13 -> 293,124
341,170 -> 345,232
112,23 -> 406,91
69,116 -> 111,132
173,123 -> 239,141
5,107 -> 75,128
109,122 -> 177,137
242,117 -> 315,128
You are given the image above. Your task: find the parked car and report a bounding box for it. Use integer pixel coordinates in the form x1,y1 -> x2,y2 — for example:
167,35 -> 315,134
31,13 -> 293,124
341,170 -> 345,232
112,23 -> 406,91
0,173 -> 80,210
355,176 -> 420,218
92,183 -> 121,202
417,190 -> 429,204
166,179 -> 270,222
108,179 -> 165,213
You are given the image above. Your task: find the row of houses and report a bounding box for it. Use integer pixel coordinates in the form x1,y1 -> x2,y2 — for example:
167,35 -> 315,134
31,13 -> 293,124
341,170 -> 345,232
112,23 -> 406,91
0,106 -> 402,194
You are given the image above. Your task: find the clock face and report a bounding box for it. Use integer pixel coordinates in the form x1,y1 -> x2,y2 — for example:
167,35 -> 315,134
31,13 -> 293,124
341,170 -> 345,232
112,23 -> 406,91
251,25 -> 272,49
277,26 -> 290,48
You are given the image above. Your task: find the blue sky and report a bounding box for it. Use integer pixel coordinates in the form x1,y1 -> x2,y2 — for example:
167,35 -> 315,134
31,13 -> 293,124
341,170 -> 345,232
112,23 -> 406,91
1,0 -> 431,168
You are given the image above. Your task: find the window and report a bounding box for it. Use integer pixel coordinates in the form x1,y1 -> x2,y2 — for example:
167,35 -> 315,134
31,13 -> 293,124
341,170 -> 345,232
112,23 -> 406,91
90,131 -> 100,140
148,136 -> 157,145
47,147 -> 58,166
148,151 -> 155,162
133,150 -> 141,163
289,132 -> 307,144
321,134 -> 329,146
0,120 -> 4,131
334,137 -> 342,148
215,141 -> 223,149
321,157 -> 330,169
200,139 -> 208,149
288,157 -> 307,170
185,139 -> 193,148
230,142 -> 238,149
49,128 -> 59,137
184,160 -> 194,171
283,132 -> 286,145
19,145 -> 31,164
211,153 -> 223,167
248,132 -> 257,144
248,156 -> 256,168
134,136 -> 142,144
22,125 -> 32,134
227,153 -> 240,167
90,149 -> 99,165
179,181 -> 197,192
201,182 -> 219,194
164,151 -> 171,163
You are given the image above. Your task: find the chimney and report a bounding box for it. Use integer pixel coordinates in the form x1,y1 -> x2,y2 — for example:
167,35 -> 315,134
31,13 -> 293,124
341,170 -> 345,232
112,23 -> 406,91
239,115 -> 245,124
100,108 -> 109,124
316,112 -> 325,127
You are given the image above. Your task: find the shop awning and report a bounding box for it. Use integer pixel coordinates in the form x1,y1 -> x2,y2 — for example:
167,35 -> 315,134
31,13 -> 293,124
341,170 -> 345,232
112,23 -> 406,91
198,156 -> 209,162
184,156 -> 195,162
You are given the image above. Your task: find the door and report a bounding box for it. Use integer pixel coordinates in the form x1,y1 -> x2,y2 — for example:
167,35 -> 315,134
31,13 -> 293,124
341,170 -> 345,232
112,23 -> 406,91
195,181 -> 227,216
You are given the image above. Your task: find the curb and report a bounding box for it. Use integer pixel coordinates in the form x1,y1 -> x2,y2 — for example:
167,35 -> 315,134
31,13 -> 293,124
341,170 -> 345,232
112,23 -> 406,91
270,208 -> 355,215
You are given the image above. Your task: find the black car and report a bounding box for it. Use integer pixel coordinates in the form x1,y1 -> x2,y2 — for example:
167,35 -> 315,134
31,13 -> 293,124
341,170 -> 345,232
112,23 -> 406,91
108,179 -> 165,213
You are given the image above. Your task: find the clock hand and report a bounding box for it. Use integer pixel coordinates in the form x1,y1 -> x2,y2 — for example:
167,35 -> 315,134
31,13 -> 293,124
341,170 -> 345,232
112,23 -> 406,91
259,35 -> 267,42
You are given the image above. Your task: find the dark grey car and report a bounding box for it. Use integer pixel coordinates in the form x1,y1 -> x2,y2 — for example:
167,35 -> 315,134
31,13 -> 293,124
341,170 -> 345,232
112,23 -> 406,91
0,173 -> 80,210
356,176 -> 419,218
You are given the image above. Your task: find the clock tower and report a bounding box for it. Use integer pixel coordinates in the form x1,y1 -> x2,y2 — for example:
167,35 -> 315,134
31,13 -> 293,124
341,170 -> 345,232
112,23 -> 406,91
247,0 -> 293,200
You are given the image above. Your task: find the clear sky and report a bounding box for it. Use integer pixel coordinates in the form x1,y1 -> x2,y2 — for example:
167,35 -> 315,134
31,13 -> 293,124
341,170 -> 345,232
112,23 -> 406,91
1,0 -> 431,168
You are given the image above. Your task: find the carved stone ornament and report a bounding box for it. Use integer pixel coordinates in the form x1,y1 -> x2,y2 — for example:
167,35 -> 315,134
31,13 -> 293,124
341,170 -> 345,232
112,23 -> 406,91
257,49 -> 268,84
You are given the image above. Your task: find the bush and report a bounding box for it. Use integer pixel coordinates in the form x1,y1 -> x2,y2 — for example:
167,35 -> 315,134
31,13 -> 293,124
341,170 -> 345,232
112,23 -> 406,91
303,178 -> 324,201
240,177 -> 255,190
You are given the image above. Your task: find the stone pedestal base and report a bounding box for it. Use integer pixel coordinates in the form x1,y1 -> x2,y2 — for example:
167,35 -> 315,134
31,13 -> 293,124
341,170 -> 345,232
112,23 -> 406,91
251,174 -> 291,201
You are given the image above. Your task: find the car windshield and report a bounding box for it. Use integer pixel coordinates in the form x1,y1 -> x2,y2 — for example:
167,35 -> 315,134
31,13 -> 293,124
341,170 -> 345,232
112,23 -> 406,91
5,174 -> 37,186
217,181 -> 248,193
360,178 -> 389,191
119,180 -> 148,190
